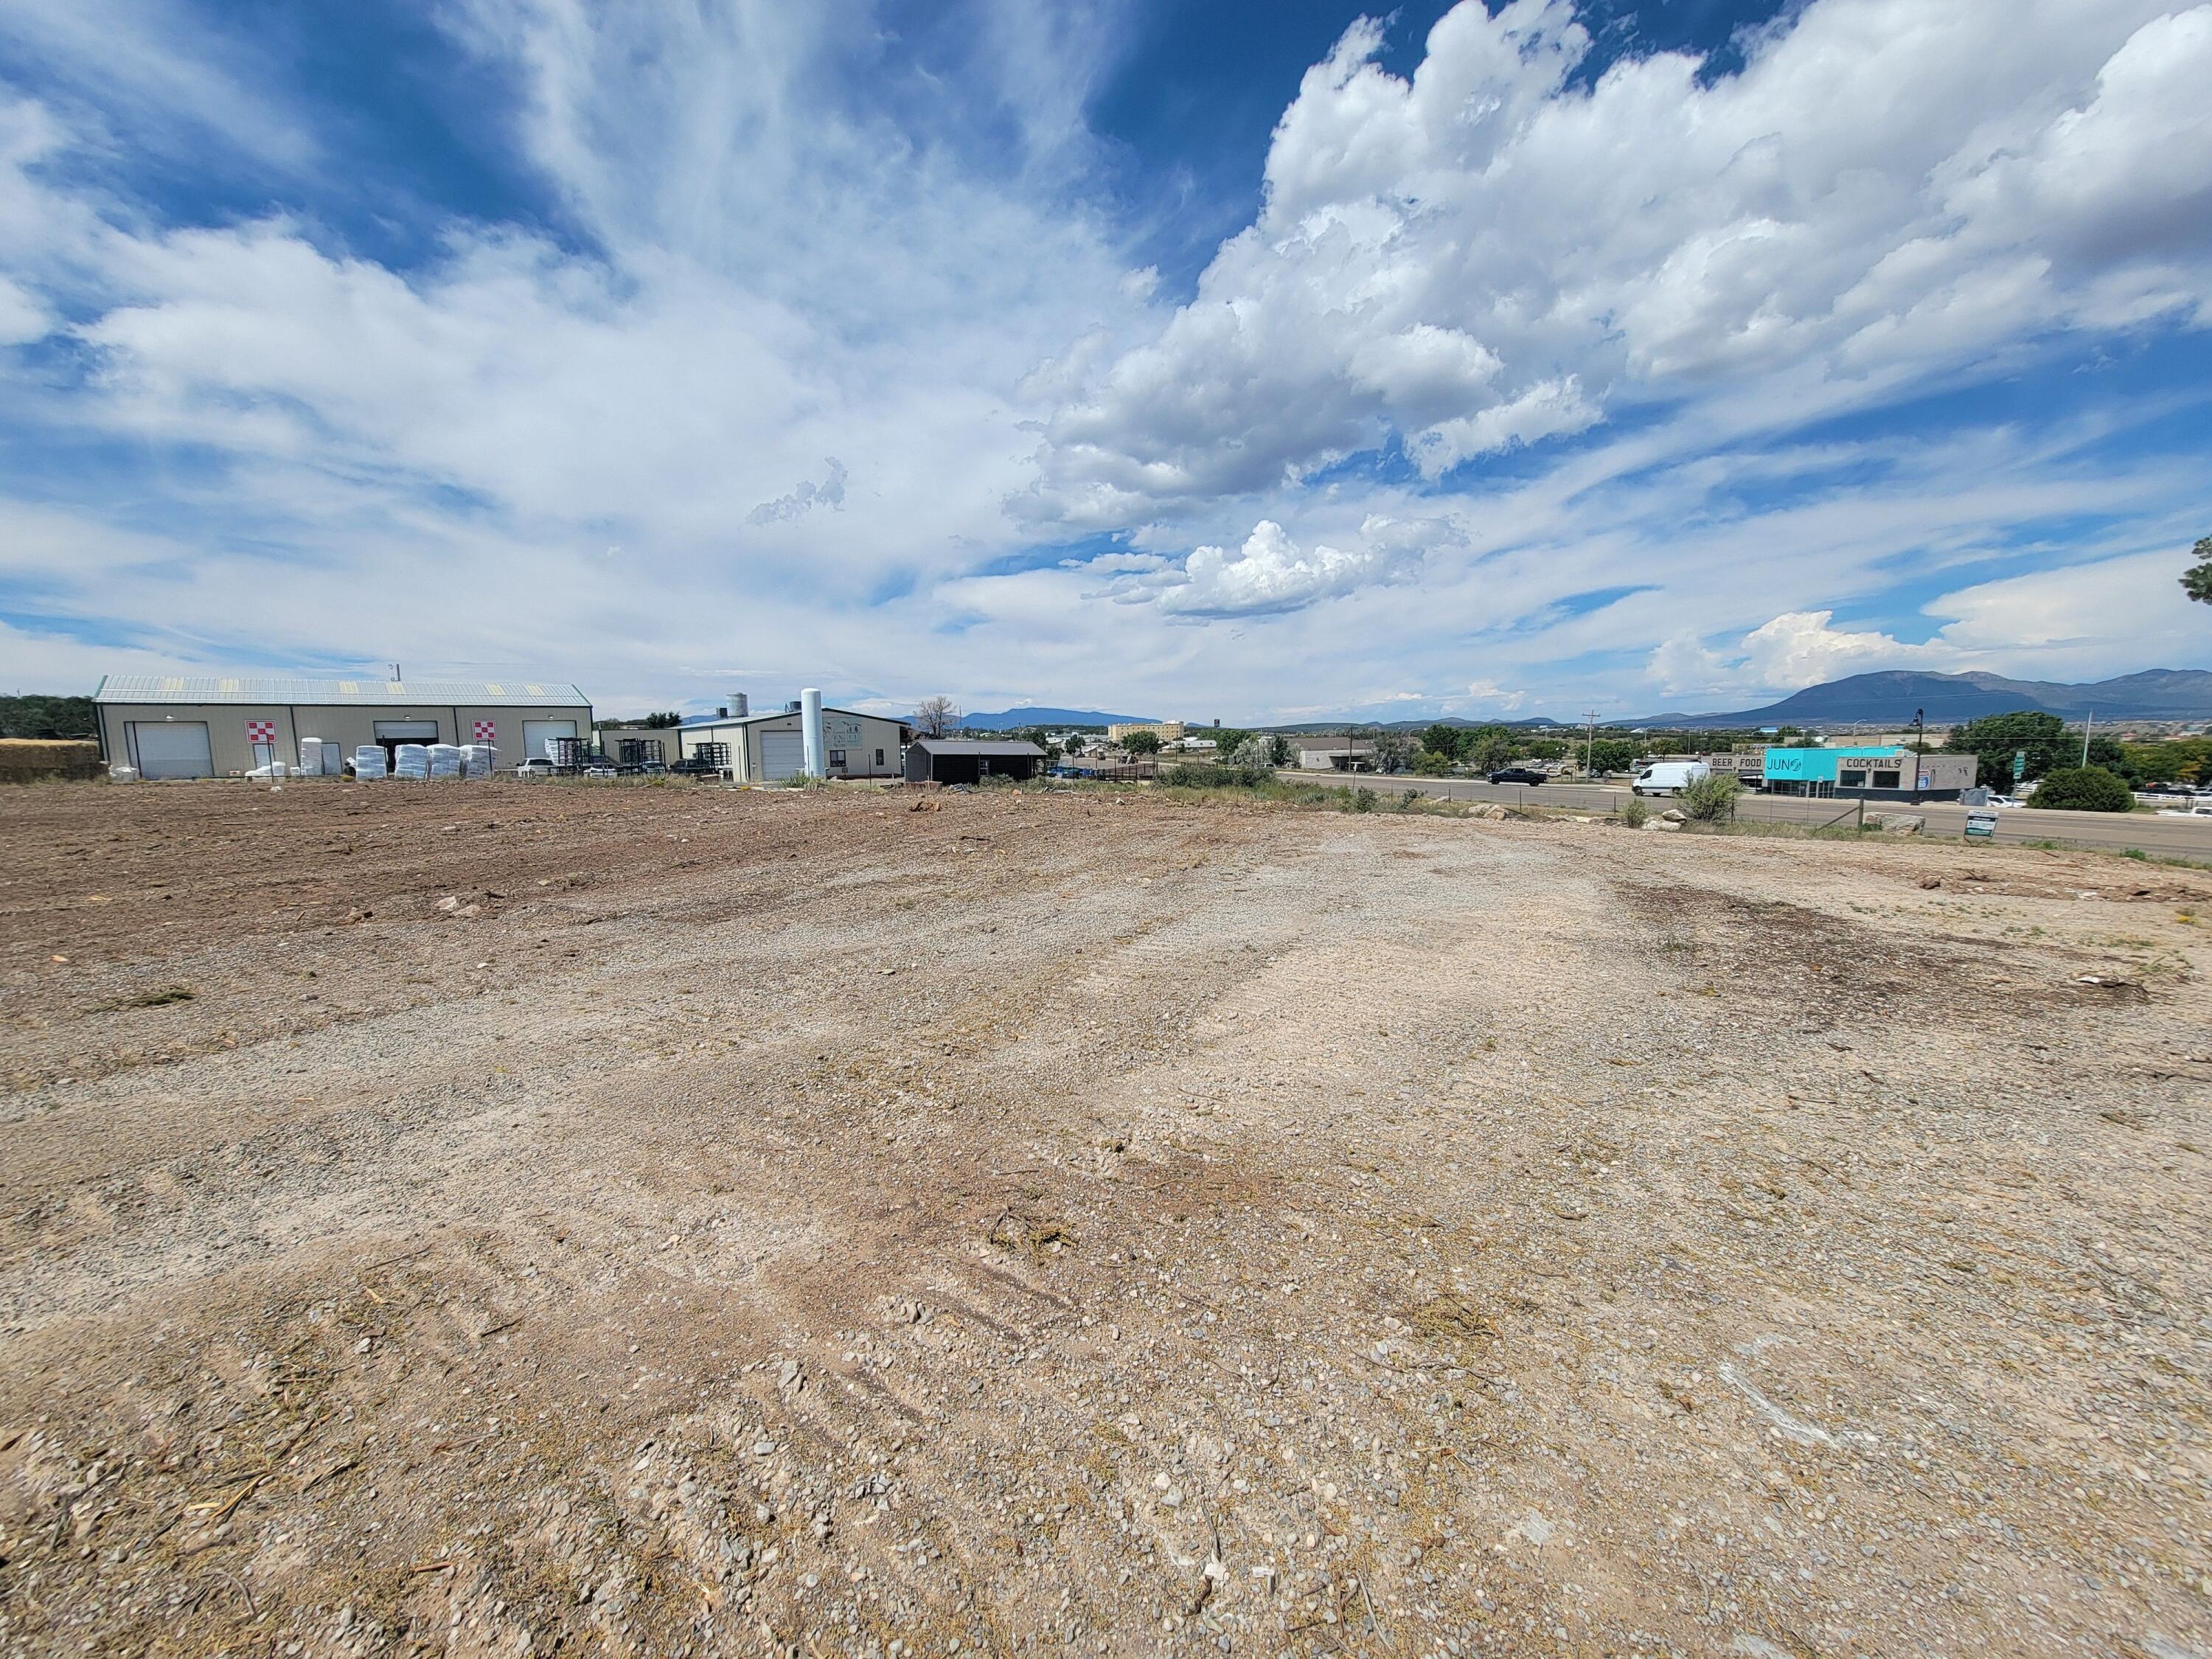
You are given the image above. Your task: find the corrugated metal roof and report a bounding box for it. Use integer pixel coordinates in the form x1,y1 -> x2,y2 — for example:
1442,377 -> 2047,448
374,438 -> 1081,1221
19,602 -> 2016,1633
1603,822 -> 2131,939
911,738 -> 1046,757
94,675 -> 591,708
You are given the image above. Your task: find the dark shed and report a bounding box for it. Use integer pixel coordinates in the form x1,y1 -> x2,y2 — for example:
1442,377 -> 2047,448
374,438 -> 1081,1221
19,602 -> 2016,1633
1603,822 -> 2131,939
904,737 -> 1047,785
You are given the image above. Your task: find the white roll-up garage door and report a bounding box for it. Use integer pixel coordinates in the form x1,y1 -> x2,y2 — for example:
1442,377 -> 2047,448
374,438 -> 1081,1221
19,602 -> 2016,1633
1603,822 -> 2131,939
133,722 -> 214,779
759,731 -> 804,781
521,720 -> 577,760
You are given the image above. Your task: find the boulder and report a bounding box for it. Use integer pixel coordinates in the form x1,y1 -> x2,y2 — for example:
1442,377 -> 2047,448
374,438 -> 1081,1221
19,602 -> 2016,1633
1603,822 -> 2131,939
1869,813 -> 1924,835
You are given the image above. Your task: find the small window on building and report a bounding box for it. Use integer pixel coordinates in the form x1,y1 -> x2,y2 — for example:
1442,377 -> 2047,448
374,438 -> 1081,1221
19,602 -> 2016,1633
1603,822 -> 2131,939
1873,770 -> 1900,789
1840,769 -> 1865,787
875,748 -> 885,766
828,749 -> 846,768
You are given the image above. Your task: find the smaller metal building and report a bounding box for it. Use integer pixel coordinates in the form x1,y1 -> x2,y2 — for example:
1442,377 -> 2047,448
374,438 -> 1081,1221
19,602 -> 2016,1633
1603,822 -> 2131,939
904,737 -> 1046,785
678,705 -> 910,782
94,675 -> 593,778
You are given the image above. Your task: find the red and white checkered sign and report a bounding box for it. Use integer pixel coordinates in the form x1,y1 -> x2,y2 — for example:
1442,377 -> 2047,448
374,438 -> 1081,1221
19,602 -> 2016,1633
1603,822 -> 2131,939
245,719 -> 276,744
471,720 -> 497,742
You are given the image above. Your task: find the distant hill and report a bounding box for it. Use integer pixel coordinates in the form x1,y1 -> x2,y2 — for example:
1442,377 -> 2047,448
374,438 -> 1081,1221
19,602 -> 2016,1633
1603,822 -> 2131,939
1630,669 -> 2212,728
958,706 -> 1155,730
1257,716 -> 1565,734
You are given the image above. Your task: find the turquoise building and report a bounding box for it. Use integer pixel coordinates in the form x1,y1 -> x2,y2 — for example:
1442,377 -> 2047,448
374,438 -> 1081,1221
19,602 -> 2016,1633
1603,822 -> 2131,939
1761,745 -> 1976,799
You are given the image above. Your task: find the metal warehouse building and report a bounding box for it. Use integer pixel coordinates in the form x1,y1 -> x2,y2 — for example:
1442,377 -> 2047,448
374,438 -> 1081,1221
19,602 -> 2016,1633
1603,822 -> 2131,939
94,675 -> 594,779
677,704 -> 910,782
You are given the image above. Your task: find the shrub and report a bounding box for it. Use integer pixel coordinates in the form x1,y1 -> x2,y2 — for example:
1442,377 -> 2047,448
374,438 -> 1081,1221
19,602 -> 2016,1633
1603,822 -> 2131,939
0,739 -> 102,783
1618,796 -> 1651,828
1163,762 -> 1270,789
1348,787 -> 1377,813
2028,766 -> 2134,813
1677,774 -> 1742,821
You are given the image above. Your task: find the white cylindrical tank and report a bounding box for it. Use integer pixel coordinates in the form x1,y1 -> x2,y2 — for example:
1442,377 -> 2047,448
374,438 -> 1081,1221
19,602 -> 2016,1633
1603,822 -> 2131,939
801,687 -> 824,777
731,693 -> 749,718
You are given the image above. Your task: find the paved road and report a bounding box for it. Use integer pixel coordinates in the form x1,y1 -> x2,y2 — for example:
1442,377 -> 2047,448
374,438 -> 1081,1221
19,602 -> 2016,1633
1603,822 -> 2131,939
1279,772 -> 2212,860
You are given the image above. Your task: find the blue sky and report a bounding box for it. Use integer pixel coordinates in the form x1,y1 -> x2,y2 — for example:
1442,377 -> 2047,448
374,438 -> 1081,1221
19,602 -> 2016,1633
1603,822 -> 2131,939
0,0 -> 2208,722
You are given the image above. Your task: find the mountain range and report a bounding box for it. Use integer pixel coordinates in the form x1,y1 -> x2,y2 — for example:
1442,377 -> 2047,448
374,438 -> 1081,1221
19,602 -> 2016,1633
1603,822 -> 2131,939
956,706 -> 1155,730
953,670 -> 2212,735
1627,669 -> 2212,728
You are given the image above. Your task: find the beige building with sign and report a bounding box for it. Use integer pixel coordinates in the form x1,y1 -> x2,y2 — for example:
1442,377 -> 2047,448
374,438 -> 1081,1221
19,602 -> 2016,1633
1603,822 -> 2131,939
676,705 -> 911,782
93,675 -> 594,778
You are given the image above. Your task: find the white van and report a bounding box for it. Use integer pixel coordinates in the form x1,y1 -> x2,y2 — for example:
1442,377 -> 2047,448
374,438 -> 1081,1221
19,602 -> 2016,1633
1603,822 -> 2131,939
1632,759 -> 1711,796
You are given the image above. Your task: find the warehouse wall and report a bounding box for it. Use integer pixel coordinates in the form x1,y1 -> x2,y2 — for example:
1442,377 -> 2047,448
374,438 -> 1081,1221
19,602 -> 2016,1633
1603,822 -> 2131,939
678,712 -> 905,781
98,702 -> 592,776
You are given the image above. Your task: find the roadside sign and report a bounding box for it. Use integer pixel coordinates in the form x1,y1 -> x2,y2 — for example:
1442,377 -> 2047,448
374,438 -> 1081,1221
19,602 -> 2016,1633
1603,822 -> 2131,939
2011,750 -> 2026,780
1964,810 -> 1997,840
1918,773 -> 1932,790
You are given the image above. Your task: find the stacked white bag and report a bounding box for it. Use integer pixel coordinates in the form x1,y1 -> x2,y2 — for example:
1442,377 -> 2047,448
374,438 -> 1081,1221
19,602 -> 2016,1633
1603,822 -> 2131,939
460,743 -> 495,779
299,737 -> 336,776
427,743 -> 464,779
393,743 -> 431,779
354,745 -> 389,779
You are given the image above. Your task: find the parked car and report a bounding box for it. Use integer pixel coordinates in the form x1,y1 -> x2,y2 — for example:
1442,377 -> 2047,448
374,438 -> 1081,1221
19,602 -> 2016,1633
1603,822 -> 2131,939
2156,802 -> 2212,818
515,757 -> 557,777
1986,793 -> 2026,809
1487,766 -> 1547,786
1631,759 -> 1711,796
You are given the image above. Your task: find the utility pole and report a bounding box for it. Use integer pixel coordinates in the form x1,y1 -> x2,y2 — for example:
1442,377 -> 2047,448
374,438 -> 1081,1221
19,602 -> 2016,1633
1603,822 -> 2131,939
1910,707 -> 1924,804
2080,709 -> 2093,768
1583,710 -> 1598,778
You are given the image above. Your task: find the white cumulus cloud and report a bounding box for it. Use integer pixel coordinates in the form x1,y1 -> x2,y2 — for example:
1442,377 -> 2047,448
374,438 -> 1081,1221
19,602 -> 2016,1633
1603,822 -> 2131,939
1026,0 -> 2212,524
1651,610 -> 1930,698
1147,517 -> 1425,617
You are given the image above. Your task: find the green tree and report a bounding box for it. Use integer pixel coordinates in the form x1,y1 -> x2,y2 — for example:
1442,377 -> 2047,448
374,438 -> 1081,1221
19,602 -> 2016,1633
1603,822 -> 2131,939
1944,711 -> 2071,788
1266,734 -> 1291,768
1419,723 -> 1465,762
1412,748 -> 1455,776
1368,731 -> 1412,773
2030,766 -> 2135,812
2183,535 -> 2212,604
2121,737 -> 2211,787
1121,729 -> 1163,757
1587,737 -> 1635,774
1467,725 -> 1517,773
0,695 -> 97,739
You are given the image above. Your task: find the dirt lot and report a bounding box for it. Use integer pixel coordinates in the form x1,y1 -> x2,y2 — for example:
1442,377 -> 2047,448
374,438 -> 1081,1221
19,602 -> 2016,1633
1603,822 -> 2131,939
1,778 -> 2207,1658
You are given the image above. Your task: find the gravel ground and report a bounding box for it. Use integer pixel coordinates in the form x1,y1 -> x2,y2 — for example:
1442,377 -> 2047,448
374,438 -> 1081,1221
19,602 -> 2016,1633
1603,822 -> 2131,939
0,778 -> 2207,1658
